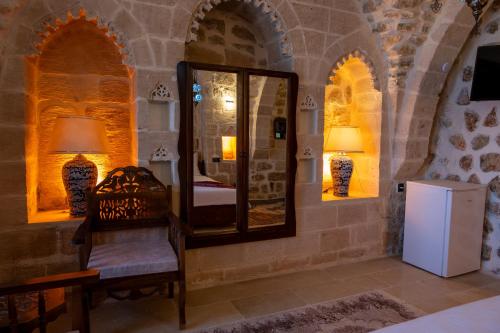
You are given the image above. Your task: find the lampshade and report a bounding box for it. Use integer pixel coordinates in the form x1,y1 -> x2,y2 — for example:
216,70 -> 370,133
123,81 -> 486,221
324,126 -> 364,153
48,116 -> 109,154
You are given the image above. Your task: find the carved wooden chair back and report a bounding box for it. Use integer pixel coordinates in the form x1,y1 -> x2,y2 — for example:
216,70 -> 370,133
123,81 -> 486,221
87,166 -> 171,232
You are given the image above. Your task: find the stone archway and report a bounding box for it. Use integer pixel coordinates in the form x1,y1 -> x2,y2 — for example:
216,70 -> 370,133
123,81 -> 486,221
25,11 -> 136,217
185,0 -> 292,63
322,50 -> 382,198
393,4 -> 475,180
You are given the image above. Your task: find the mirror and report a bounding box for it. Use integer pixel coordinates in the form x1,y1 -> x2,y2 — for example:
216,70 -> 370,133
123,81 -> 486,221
248,76 -> 288,228
192,70 -> 238,234
177,61 -> 298,248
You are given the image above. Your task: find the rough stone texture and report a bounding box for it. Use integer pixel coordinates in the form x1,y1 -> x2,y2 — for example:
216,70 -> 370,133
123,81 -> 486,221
471,134 -> 490,151
468,174 -> 481,184
449,134 -> 466,151
487,21 -> 499,34
484,107 -> 498,127
426,6 -> 500,278
489,176 -> 500,199
360,0 -> 440,86
445,174 -> 461,182
464,110 -> 479,132
459,155 -> 473,171
0,0 -> 480,288
457,87 -> 470,105
481,154 -> 500,172
463,66 -> 473,82
185,9 -> 268,69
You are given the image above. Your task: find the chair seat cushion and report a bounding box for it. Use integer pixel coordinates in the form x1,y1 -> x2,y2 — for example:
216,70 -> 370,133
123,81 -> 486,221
87,240 -> 178,280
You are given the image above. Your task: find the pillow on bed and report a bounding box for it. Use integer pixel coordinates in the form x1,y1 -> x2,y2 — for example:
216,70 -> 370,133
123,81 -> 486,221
193,152 -> 202,176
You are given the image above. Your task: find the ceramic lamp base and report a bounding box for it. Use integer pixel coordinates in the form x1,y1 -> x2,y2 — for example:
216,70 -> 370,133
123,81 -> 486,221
330,153 -> 353,197
62,154 -> 98,217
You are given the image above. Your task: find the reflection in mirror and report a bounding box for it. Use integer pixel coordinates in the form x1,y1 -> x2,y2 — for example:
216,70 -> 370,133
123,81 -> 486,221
248,76 -> 287,228
192,70 -> 238,234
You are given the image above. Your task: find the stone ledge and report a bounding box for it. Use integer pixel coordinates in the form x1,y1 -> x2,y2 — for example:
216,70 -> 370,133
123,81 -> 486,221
321,192 -> 379,204
28,210 -> 84,226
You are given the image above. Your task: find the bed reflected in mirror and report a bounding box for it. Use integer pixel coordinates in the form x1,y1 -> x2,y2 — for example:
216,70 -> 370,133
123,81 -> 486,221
192,70 -> 238,234
248,75 -> 287,228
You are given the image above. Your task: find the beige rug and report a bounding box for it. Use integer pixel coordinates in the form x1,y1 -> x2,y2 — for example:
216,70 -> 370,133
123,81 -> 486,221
199,291 -> 424,333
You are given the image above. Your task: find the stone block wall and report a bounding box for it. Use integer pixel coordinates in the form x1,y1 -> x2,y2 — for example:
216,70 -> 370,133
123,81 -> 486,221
0,0 -> 412,288
426,7 -> 500,276
249,77 -> 288,201
185,8 -> 268,68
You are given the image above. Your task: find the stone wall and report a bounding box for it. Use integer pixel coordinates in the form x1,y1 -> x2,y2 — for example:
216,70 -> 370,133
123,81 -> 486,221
425,7 -> 500,276
249,77 -> 287,201
185,7 -> 268,68
0,0 -> 472,288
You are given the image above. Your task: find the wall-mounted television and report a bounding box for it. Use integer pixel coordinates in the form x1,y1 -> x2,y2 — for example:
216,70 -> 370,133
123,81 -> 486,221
471,45 -> 500,101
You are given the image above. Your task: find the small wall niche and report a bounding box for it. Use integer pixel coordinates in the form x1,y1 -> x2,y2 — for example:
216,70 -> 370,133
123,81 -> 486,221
298,159 -> 316,184
148,82 -> 177,132
298,95 -> 318,135
322,54 -> 382,201
149,145 -> 178,187
25,15 -> 136,222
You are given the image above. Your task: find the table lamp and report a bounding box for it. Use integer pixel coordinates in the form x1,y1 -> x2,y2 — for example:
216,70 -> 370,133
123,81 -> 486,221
48,116 -> 109,216
324,126 -> 363,197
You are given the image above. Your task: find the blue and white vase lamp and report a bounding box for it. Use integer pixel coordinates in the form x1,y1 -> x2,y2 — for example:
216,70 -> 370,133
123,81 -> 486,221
324,126 -> 364,197
49,116 -> 109,216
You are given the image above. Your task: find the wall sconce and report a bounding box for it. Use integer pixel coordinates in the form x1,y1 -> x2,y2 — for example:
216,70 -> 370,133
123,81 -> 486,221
221,136 -> 237,160
48,116 -> 109,216
324,126 -> 363,197
224,95 -> 236,111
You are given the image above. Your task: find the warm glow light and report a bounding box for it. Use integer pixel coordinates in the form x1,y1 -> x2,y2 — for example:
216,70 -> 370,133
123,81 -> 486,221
323,153 -> 333,185
324,126 -> 364,153
322,56 -> 381,198
222,136 -> 237,160
26,16 -> 136,220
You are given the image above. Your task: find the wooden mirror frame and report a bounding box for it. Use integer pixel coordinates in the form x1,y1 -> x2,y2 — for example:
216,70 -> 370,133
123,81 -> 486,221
177,61 -> 298,249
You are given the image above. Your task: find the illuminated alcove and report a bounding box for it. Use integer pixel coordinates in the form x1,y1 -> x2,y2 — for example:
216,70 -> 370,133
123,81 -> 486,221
322,53 -> 382,201
25,13 -> 136,222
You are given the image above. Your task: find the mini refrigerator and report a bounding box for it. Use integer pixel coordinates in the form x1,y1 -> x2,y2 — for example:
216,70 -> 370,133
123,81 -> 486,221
402,180 -> 487,277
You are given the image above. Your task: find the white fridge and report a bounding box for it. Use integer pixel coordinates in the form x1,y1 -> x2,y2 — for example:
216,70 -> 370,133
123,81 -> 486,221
402,180 -> 487,277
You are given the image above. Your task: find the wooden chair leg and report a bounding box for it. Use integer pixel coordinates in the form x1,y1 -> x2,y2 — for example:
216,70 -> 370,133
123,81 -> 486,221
168,282 -> 174,299
72,286 -> 91,333
178,281 -> 186,329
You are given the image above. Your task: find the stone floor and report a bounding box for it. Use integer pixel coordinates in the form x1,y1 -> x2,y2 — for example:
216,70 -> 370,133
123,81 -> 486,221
50,257 -> 500,332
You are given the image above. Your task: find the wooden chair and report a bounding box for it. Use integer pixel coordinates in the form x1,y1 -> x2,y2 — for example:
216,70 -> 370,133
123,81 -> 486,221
72,166 -> 186,329
0,269 -> 99,333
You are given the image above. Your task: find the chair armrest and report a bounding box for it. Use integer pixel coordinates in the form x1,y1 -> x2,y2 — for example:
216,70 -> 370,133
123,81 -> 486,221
0,270 -> 100,296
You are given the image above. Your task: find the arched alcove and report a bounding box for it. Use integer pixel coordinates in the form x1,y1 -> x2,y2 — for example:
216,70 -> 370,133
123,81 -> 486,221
322,53 -> 382,200
25,14 -> 136,221
185,0 -> 291,71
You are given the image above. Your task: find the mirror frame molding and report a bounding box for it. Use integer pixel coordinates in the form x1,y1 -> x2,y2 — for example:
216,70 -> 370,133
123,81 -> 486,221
177,61 -> 298,249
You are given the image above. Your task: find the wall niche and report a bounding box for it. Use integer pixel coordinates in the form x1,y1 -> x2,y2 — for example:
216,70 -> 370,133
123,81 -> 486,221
25,13 -> 136,222
322,53 -> 382,200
